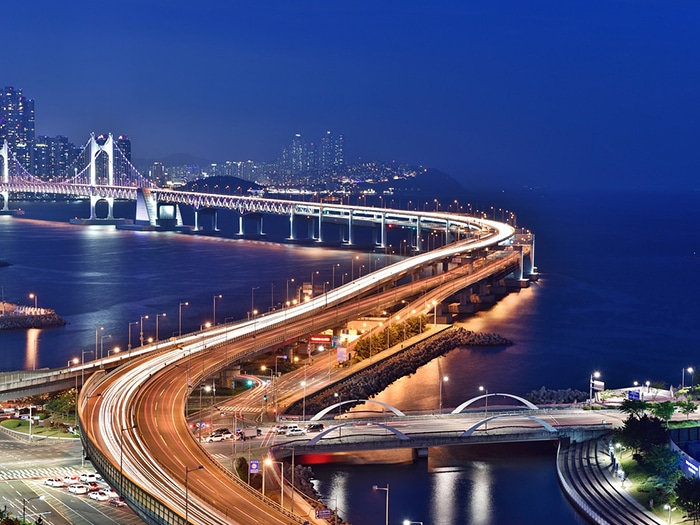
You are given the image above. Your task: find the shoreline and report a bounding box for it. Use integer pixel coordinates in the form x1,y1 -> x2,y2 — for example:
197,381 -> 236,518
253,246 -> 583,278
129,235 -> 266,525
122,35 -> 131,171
0,302 -> 66,330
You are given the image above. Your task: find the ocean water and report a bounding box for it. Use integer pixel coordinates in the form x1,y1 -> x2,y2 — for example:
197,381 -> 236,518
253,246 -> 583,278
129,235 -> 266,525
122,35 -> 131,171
1,189 -> 698,524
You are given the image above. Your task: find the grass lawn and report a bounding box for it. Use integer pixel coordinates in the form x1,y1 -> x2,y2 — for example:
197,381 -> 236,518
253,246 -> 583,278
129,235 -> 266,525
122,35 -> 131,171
617,448 -> 686,524
1,418 -> 79,438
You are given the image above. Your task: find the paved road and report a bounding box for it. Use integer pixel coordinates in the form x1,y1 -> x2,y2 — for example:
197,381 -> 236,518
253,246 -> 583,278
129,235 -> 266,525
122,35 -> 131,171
0,431 -> 142,525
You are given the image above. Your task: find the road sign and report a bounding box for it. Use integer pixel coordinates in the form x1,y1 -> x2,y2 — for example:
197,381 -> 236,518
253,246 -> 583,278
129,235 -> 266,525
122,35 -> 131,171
249,460 -> 259,474
315,509 -> 332,519
628,389 -> 641,400
310,334 -> 332,344
592,380 -> 605,392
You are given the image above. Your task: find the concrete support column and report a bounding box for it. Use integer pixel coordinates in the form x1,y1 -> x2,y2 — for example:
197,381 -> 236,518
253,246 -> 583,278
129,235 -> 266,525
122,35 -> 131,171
317,206 -> 323,242
0,191 -> 8,211
237,214 -> 243,235
347,210 -> 354,245
288,209 -> 295,240
415,216 -> 422,252
379,212 -> 386,248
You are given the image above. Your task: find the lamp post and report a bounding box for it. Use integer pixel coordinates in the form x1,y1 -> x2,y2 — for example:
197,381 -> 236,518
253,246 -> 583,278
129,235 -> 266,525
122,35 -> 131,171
213,294 -> 222,325
664,503 -> 674,524
286,278 -> 295,303
351,255 -> 360,280
301,380 -> 307,422
589,371 -> 601,407
185,465 -> 204,524
432,300 -> 437,324
128,321 -> 139,353
682,366 -> 695,390
372,484 -> 389,525
80,349 -> 93,394
155,312 -> 166,342
439,375 -> 449,412
95,326 -> 104,362
179,301 -> 189,336
29,292 -> 37,309
332,263 -> 340,288
479,385 -> 489,428
100,334 -> 112,360
263,458 -> 285,509
311,270 -> 319,297
403,521 -> 424,525
120,425 -> 137,497
22,495 -> 45,522
250,287 -> 258,317
140,315 -> 149,346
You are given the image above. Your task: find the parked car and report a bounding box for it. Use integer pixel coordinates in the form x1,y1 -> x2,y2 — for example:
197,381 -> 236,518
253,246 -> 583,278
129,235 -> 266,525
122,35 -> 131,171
68,484 -> 89,494
79,473 -> 101,483
286,427 -> 306,437
305,423 -> 324,433
44,478 -> 64,487
88,490 -> 110,501
104,488 -> 119,498
109,497 -> 126,507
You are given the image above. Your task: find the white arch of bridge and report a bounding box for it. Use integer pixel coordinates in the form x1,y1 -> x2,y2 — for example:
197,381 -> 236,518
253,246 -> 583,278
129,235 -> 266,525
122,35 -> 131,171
462,414 -> 557,437
310,399 -> 406,421
306,420 -> 411,446
451,392 -> 538,414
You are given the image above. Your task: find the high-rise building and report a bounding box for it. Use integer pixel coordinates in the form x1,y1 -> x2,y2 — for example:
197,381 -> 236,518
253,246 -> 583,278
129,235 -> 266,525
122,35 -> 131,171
115,135 -> 132,182
0,86 -> 35,169
291,133 -> 304,175
31,135 -> 79,180
320,131 -> 344,171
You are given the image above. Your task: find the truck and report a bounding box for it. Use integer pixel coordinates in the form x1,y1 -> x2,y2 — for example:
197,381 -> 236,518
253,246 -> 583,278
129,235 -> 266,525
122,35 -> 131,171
237,427 -> 259,441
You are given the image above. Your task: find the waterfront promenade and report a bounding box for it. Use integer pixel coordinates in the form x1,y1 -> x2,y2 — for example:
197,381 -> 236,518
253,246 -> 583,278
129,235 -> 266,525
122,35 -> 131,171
559,438 -> 666,525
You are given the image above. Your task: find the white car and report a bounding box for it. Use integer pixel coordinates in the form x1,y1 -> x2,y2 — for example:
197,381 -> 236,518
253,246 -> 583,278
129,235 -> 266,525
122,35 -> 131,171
104,488 -> 119,498
88,490 -> 110,501
286,427 -> 306,437
68,484 -> 89,494
79,473 -> 101,483
204,434 -> 223,442
44,478 -> 64,487
62,476 -> 80,485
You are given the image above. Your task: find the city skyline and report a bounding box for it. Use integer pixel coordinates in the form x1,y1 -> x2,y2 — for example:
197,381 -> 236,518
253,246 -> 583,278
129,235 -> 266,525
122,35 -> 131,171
4,1 -> 699,191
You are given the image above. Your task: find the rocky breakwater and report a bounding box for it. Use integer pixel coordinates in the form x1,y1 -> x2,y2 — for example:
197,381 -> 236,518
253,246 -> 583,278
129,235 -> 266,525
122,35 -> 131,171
287,327 -> 513,415
0,302 -> 66,330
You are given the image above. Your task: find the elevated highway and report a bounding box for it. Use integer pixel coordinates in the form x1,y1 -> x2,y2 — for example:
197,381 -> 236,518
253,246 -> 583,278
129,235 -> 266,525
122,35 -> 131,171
76,212 -> 520,524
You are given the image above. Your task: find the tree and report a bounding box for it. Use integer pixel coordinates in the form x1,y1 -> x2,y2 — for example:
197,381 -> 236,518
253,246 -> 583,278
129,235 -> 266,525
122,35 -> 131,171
616,414 -> 667,456
619,399 -> 649,419
645,444 -> 681,482
677,476 -> 700,524
649,401 -> 676,428
677,400 -> 698,420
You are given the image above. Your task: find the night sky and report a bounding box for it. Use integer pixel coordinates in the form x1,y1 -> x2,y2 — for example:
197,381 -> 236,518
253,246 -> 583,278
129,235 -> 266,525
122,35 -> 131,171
6,1 -> 699,190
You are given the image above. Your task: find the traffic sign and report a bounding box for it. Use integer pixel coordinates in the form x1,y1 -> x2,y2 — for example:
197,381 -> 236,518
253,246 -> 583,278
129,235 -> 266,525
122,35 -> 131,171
628,389 -> 641,400
315,509 -> 332,519
310,334 -> 332,344
249,460 -> 259,474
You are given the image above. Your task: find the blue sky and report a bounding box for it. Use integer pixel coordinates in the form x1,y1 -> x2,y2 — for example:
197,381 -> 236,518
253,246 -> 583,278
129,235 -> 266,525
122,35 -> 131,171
6,1 -> 700,190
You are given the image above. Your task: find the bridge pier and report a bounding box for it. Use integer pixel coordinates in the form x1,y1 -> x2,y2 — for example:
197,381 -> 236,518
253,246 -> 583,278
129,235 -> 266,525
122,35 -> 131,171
235,212 -> 265,238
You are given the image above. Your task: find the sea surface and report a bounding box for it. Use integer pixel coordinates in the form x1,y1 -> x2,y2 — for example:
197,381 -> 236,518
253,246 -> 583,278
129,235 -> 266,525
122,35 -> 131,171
1,189 -> 699,524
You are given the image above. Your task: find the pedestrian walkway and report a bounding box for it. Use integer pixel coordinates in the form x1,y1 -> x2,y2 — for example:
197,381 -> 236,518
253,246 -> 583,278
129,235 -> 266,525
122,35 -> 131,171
557,438 -> 665,525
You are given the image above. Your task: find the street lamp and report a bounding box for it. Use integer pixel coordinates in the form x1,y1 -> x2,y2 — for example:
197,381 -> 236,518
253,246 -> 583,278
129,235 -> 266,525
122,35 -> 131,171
251,287 -> 258,316
100,334 -> 112,360
22,495 -> 45,522
263,458 -> 285,509
179,301 -> 189,336
432,300 -> 437,324
351,255 -> 360,280
185,465 -> 204,524
311,270 -> 319,297
479,385 -> 489,428
439,375 -> 449,412
128,321 -> 139,353
301,380 -> 307,421
332,263 -> 340,288
29,292 -> 37,309
682,366 -> 695,390
372,484 -> 389,525
139,314 -> 149,346
403,521 -> 424,525
664,503 -> 674,524
120,424 -> 137,497
213,294 -> 222,325
95,326 -> 104,362
286,278 -> 295,303
589,371 -> 601,407
155,312 -> 166,342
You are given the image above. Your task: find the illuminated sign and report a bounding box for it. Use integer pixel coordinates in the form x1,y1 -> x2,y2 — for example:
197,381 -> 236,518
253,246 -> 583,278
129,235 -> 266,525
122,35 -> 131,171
310,335 -> 332,344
